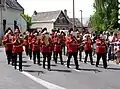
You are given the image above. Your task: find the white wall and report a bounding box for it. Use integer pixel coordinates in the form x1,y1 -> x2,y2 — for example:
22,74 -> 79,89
31,22 -> 53,32
0,7 -> 27,43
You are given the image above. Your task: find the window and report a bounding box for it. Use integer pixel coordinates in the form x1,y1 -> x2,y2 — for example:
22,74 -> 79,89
0,0 -> 1,4
3,19 -> 6,33
62,18 -> 65,23
57,18 -> 60,23
14,20 -> 17,29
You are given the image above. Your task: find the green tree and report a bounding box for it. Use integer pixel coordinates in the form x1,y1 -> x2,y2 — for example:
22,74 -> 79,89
90,0 -> 119,32
21,13 -> 32,29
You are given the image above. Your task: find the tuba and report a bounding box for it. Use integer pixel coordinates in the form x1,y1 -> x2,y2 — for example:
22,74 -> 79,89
44,35 -> 49,46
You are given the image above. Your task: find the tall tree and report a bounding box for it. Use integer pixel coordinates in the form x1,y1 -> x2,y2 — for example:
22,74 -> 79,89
21,13 -> 32,30
90,0 -> 119,32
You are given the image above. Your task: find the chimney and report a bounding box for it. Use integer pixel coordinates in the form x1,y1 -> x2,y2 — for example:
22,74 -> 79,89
64,9 -> 67,16
34,10 -> 37,15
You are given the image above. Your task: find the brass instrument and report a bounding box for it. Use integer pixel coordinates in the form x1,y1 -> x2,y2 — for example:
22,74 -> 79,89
43,36 -> 49,46
19,33 -> 24,40
14,33 -> 24,44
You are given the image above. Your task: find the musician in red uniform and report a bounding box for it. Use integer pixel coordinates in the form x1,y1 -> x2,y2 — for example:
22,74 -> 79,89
12,27 -> 23,71
76,31 -> 83,61
28,32 -> 33,60
84,35 -> 93,65
66,30 -> 79,69
2,28 -> 13,65
61,31 -> 66,55
40,30 -> 53,71
32,31 -> 40,65
53,33 -> 64,65
96,35 -> 107,68
23,31 -> 29,56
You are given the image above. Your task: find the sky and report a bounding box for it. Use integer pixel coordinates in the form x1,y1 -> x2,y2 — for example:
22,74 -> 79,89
17,0 -> 94,19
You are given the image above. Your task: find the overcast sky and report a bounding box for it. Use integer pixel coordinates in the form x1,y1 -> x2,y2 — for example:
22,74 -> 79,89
18,0 -> 94,19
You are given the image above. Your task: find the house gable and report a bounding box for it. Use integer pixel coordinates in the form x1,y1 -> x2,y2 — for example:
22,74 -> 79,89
54,11 -> 71,25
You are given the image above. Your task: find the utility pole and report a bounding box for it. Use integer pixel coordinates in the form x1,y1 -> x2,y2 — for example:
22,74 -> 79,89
73,0 -> 75,31
80,10 -> 83,32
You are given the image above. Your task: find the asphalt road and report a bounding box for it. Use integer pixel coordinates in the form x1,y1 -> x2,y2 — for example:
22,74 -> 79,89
0,48 -> 120,89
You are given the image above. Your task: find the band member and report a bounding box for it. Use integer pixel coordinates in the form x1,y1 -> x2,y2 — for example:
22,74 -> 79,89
40,30 -> 52,71
66,30 -> 79,69
53,33 -> 64,65
2,28 -> 13,65
28,32 -> 33,60
32,31 -> 40,65
23,31 -> 29,56
76,31 -> 83,61
61,31 -> 66,55
84,35 -> 93,65
12,27 -> 23,71
96,35 -> 107,69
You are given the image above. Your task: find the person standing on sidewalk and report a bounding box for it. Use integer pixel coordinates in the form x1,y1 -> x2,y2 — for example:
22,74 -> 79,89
2,28 -> 13,65
12,27 -> 24,71
96,35 -> 107,69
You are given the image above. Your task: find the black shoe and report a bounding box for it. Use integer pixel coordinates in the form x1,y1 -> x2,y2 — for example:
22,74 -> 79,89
91,63 -> 94,65
61,62 -> 64,65
43,66 -> 45,69
76,66 -> 79,70
84,61 -> 87,64
96,65 -> 98,67
19,69 -> 22,72
48,68 -> 51,71
67,65 -> 70,68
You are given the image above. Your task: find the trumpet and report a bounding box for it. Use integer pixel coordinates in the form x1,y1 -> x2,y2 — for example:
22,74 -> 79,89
19,33 -> 24,40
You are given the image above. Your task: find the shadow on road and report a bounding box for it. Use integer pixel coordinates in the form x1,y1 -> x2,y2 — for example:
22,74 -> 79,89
22,65 -> 32,67
51,69 -> 71,73
78,68 -> 102,73
23,69 -> 45,75
107,67 -> 120,71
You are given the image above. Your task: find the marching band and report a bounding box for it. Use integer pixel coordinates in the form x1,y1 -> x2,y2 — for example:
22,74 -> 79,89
2,27 -> 120,72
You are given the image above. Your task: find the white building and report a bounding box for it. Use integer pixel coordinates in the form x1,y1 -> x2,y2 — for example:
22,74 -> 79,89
0,0 -> 27,43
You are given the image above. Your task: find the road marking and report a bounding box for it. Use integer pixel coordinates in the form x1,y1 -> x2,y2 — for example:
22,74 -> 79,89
14,65 -> 66,89
21,71 -> 66,89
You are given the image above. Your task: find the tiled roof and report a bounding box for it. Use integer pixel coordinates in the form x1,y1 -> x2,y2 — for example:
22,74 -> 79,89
69,18 -> 82,27
31,10 -> 61,22
6,0 -> 24,11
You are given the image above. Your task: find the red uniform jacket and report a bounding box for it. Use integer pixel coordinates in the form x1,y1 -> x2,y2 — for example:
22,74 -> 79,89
84,39 -> 92,51
40,35 -> 52,53
28,35 -> 33,50
66,36 -> 78,53
53,37 -> 62,52
23,35 -> 28,46
32,37 -> 40,51
12,35 -> 23,53
2,35 -> 13,51
61,36 -> 66,47
96,39 -> 107,53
